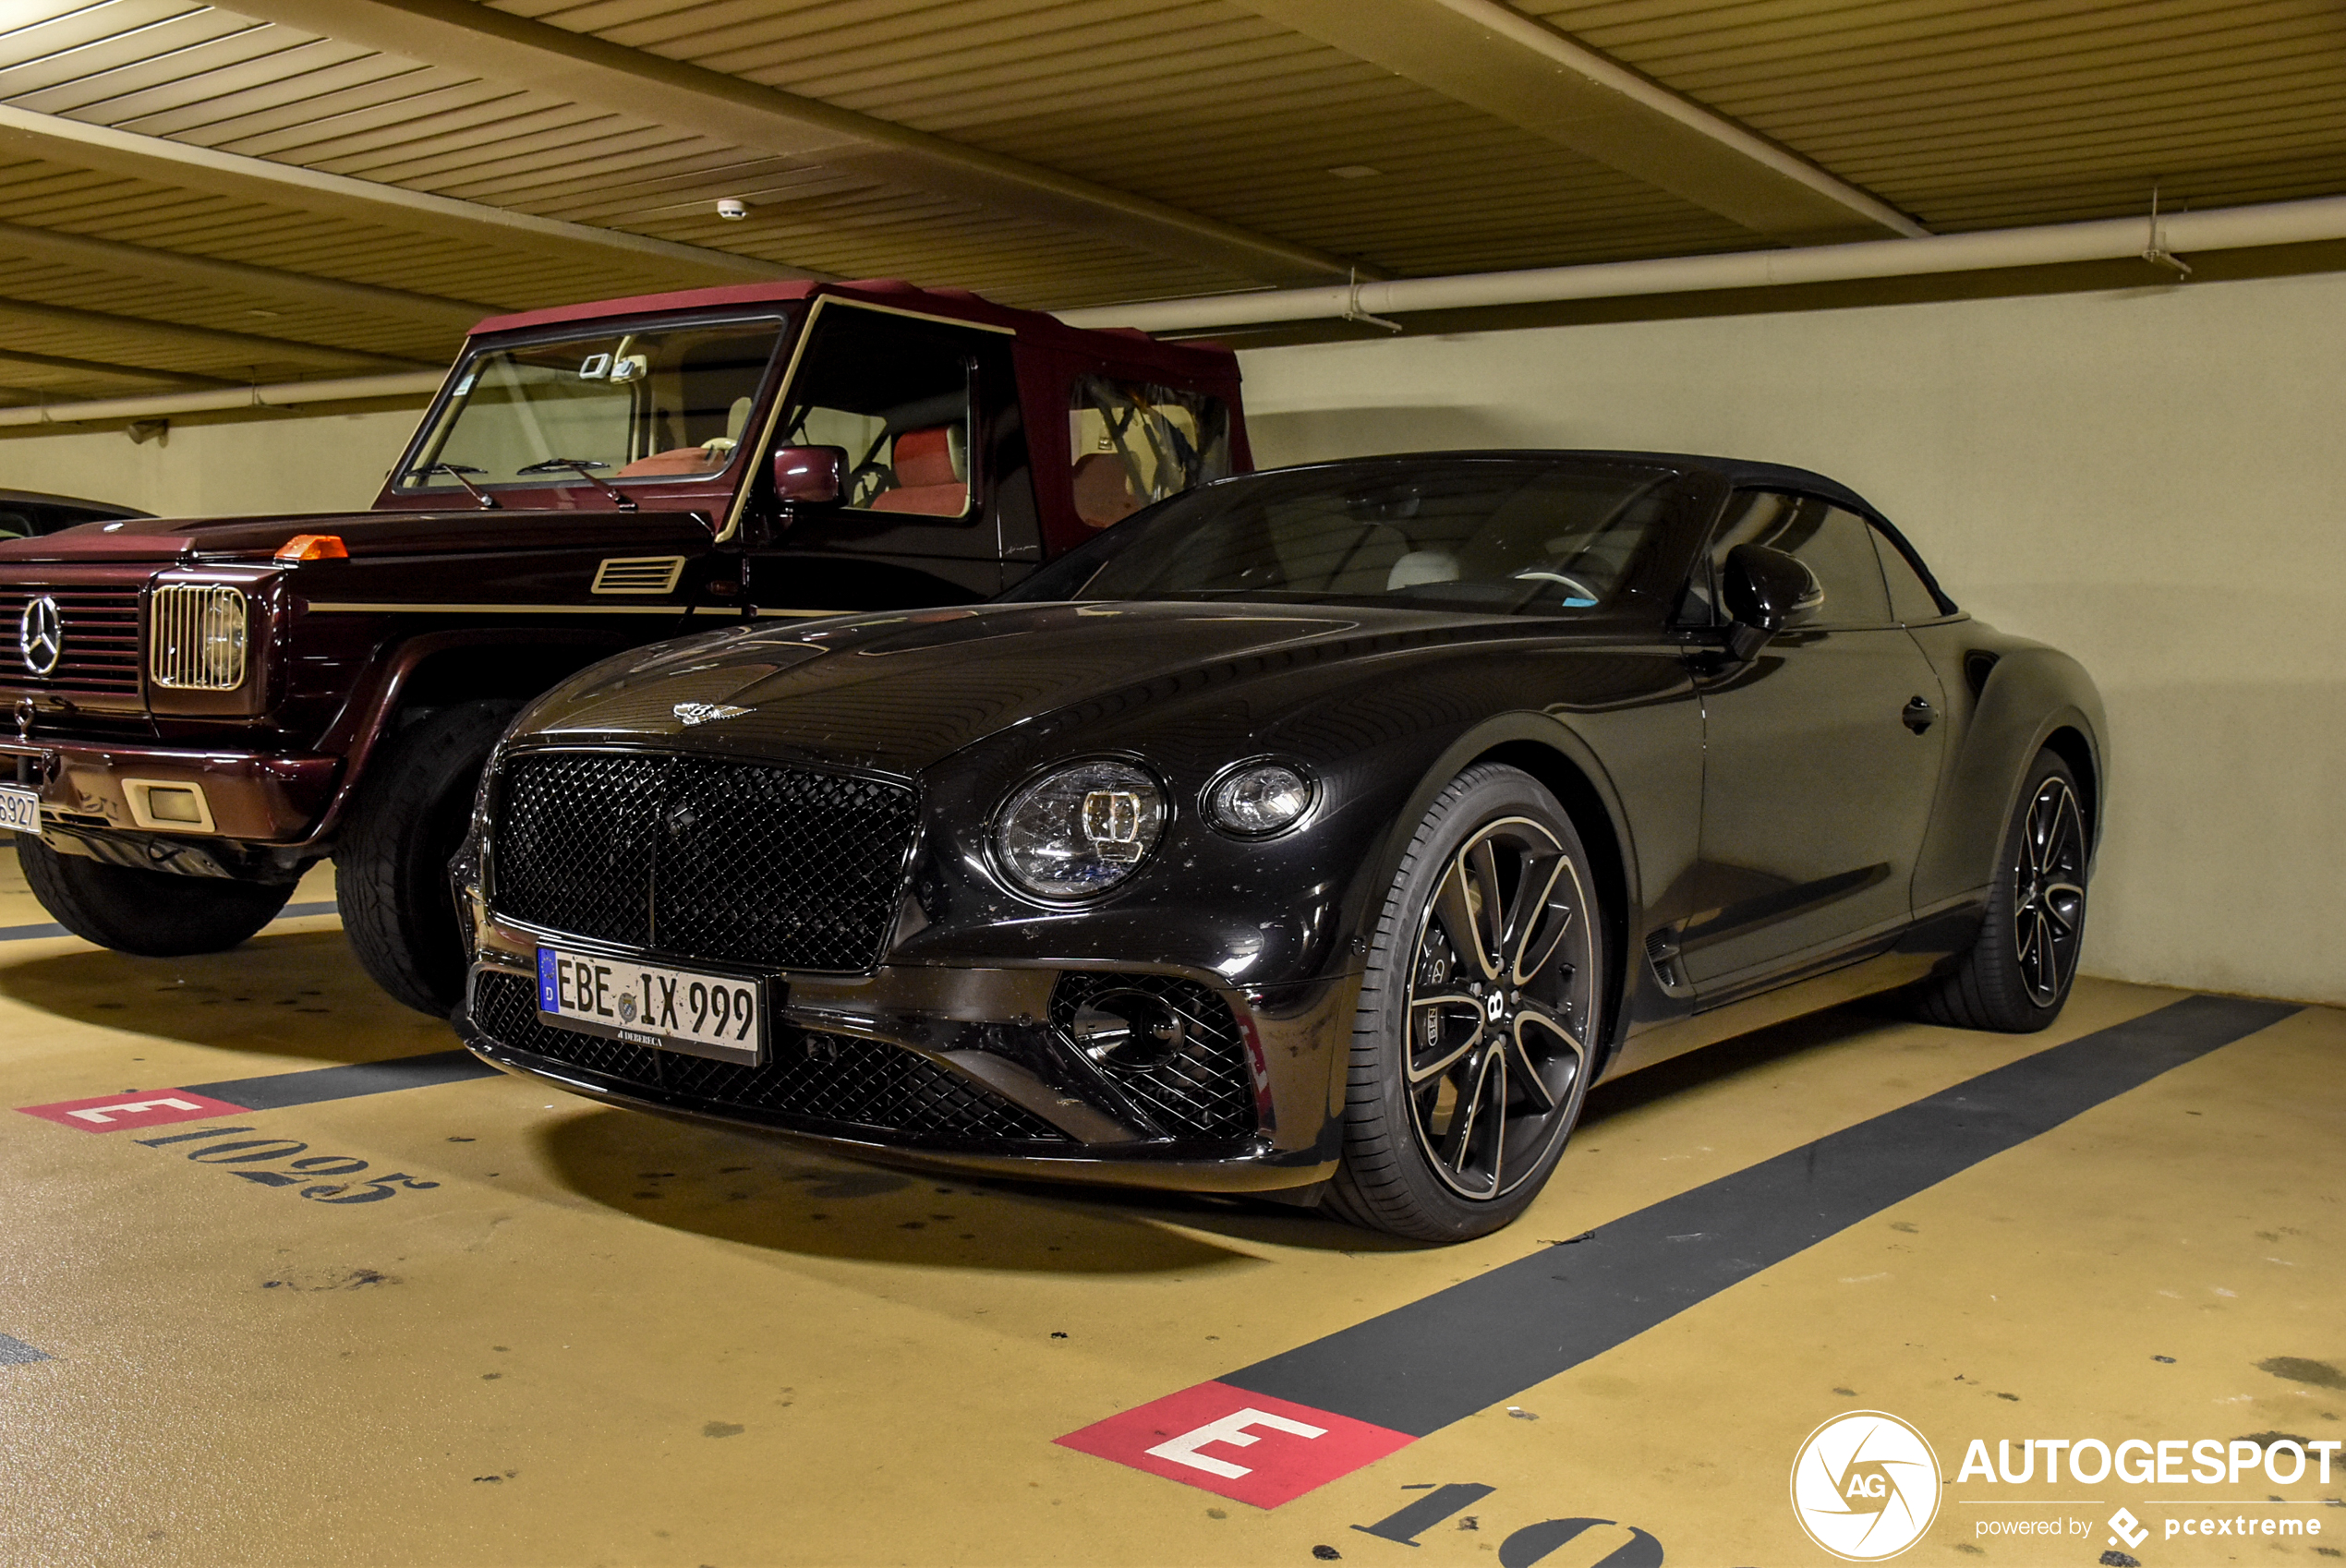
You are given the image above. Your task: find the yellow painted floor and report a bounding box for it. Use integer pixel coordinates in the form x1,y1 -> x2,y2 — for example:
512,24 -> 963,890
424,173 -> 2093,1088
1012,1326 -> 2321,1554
1,851 -> 2339,1567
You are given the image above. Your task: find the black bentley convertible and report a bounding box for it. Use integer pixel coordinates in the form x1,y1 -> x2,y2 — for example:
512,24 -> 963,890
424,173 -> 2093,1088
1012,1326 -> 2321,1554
453,452 -> 2103,1240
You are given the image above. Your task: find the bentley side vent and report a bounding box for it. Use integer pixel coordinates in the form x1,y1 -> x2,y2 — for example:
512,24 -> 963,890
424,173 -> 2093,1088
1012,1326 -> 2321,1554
1644,926 -> 1687,992
591,556 -> 685,596
1963,648 -> 2001,699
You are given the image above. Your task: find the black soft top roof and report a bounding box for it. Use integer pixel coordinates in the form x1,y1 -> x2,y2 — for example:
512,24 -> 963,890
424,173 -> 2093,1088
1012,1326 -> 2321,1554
0,488 -> 150,519
1257,449 -> 1881,516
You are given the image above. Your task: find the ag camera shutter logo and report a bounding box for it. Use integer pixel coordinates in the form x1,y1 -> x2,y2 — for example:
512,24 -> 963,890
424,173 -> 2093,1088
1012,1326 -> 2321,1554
1791,1411 -> 1942,1560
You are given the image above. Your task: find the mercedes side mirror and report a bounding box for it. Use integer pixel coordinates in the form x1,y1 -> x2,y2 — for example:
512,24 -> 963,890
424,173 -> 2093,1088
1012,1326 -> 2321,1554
771,445 -> 845,505
1721,544 -> 1823,659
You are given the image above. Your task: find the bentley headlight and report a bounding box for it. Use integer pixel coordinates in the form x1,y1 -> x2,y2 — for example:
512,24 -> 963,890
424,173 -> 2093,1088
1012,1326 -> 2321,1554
995,760 -> 1166,899
1204,762 -> 1312,836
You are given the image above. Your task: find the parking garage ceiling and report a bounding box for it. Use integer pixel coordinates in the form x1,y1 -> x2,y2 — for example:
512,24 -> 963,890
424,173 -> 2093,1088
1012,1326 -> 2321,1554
0,0 -> 2341,407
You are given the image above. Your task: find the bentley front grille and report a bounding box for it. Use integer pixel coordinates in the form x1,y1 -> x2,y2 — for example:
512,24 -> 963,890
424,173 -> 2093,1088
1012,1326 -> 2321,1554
490,749 -> 919,972
0,585 -> 142,696
472,971 -> 1070,1144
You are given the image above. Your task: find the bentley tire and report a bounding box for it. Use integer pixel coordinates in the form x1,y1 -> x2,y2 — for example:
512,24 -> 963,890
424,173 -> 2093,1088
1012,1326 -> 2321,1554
14,834 -> 294,957
339,700 -> 519,1017
1908,748 -> 2089,1033
1326,765 -> 1606,1241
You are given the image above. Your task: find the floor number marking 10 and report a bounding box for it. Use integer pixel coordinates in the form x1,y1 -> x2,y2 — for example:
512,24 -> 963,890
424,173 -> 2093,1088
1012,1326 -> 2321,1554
135,1126 -> 441,1204
1355,1484 -> 1664,1567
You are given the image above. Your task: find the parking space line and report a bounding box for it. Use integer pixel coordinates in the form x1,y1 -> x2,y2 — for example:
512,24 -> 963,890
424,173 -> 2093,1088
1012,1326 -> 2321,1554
180,1050 -> 500,1110
0,1333 -> 51,1366
1225,994 -> 2297,1432
0,899 -> 340,945
1062,994 -> 2301,1501
20,1050 -> 503,1131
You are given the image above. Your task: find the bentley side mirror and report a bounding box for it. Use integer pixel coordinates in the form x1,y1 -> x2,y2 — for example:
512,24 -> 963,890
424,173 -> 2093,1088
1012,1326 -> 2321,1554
771,445 -> 846,505
1721,544 -> 1824,659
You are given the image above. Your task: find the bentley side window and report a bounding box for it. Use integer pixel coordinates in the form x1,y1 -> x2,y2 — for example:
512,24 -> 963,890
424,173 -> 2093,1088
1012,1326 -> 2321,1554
1872,525 -> 1948,623
776,307 -> 978,520
1057,461 -> 1669,613
1068,376 -> 1230,528
1687,491 -> 1894,629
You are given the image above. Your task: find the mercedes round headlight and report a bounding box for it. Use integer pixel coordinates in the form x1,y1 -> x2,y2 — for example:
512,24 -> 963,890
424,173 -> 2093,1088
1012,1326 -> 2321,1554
150,583 -> 249,691
1204,762 -> 1312,836
995,760 -> 1166,899
200,594 -> 246,672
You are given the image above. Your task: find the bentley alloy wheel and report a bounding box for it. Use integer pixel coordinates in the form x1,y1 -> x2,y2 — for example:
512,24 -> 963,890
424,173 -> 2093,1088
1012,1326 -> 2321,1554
1332,764 -> 1606,1240
2013,774 -> 2087,1007
1908,747 -> 2092,1033
1404,816 -> 1596,1198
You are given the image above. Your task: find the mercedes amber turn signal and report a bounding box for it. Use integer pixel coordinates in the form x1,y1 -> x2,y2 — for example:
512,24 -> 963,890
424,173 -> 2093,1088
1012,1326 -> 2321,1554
274,534 -> 349,562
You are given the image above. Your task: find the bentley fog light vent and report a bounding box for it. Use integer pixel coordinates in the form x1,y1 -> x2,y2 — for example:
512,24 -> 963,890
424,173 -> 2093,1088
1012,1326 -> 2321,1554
1068,988 -> 1187,1069
150,585 -> 248,690
1050,972 -> 1257,1141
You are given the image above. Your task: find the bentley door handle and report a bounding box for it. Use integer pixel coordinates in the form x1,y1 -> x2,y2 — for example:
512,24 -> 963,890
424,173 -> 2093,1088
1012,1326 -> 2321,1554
1901,696 -> 1935,734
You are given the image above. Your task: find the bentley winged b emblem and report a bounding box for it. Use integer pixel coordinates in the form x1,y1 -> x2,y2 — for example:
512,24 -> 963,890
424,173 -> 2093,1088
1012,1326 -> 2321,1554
672,701 -> 749,727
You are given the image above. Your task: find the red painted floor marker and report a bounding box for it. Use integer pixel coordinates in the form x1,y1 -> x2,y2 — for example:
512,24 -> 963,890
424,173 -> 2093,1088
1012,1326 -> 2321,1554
18,1091 -> 249,1131
1055,1380 -> 1414,1508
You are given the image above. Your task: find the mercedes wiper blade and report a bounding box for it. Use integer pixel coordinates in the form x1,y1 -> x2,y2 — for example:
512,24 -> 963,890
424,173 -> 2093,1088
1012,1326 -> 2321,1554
409,461 -> 499,510
514,456 -> 635,511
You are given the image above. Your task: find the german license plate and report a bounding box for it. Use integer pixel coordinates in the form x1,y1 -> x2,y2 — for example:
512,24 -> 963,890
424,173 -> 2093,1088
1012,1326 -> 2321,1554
536,946 -> 767,1066
0,785 -> 39,837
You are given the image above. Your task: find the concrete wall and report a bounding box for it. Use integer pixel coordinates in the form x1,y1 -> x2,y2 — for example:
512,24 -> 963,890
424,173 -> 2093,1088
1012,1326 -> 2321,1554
1242,270 -> 2346,1006
0,406 -> 421,519
4,271 -> 2339,1004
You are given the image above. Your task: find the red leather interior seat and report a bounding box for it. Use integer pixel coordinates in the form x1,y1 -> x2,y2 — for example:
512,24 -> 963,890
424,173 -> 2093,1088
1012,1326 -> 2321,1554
1072,452 -> 1143,528
870,425 -> 968,516
616,447 -> 725,477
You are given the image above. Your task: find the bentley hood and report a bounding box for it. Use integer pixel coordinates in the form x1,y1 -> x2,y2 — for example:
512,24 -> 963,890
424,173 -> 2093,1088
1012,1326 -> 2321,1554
516,600 -> 1541,777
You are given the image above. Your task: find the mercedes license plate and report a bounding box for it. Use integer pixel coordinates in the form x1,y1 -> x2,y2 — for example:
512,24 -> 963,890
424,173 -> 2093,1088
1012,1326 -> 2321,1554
0,785 -> 39,837
536,946 -> 767,1066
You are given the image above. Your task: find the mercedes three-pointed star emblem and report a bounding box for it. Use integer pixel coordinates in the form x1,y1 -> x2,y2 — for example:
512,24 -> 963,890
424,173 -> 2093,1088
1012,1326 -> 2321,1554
18,596 -> 62,677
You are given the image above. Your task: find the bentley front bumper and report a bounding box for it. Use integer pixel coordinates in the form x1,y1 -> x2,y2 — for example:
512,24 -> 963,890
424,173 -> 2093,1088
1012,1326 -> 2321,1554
454,907 -> 1353,1194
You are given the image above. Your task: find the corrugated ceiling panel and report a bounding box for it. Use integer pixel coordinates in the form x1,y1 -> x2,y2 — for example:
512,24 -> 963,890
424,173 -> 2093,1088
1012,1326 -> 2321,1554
1536,0 -> 2346,230
0,155 -> 671,306
508,0 -> 1745,283
6,2 -> 1269,306
0,0 -> 2341,386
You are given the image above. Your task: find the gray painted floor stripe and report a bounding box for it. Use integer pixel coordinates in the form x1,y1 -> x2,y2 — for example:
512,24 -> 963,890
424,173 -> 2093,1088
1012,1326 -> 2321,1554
181,1049 -> 499,1110
1223,994 -> 2302,1437
0,899 -> 339,945
0,1333 -> 51,1366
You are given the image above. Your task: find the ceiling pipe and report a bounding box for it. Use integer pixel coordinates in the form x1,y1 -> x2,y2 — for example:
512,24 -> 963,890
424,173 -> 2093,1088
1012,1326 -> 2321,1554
1058,194 -> 2346,334
10,193 -> 2345,431
0,371 -> 447,428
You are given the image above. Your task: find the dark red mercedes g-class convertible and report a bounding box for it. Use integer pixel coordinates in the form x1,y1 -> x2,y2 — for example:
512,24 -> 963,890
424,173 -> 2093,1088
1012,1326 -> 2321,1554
0,279 -> 1248,1015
